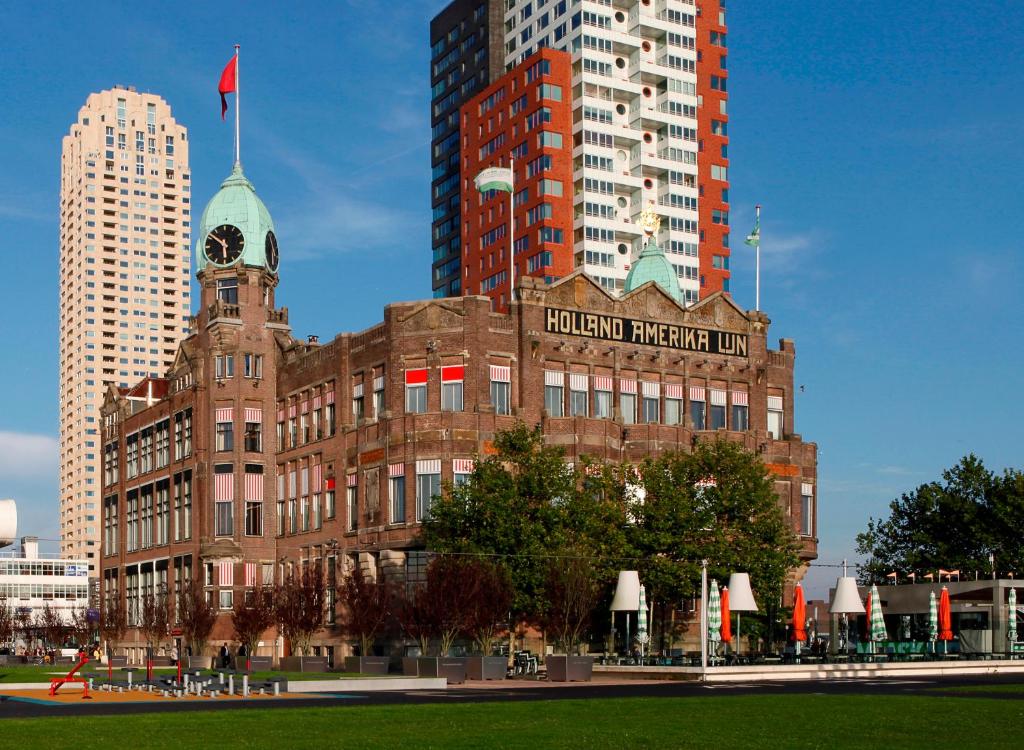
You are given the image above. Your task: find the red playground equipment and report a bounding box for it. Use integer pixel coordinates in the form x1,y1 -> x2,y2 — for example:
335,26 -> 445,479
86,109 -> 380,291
49,652 -> 92,699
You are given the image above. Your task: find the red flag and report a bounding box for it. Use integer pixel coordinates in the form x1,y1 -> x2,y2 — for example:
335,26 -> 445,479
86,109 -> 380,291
218,54 -> 237,120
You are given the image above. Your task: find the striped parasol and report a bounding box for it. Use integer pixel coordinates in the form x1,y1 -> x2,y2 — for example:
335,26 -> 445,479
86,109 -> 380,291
928,590 -> 938,644
708,579 -> 722,646
869,584 -> 887,642
1009,588 -> 1018,644
636,584 -> 649,657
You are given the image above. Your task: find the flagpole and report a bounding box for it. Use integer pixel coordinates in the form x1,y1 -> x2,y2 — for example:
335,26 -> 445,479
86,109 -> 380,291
509,156 -> 515,305
234,44 -> 241,165
755,204 -> 761,311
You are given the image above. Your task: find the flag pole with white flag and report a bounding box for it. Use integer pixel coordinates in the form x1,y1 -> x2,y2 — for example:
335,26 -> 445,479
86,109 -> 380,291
745,204 -> 761,311
473,161 -> 516,304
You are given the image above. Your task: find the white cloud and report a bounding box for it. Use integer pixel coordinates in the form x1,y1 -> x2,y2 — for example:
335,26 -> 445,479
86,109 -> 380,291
0,431 -> 58,480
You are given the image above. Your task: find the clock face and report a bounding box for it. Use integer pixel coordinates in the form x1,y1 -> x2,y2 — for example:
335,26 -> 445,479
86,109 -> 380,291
204,224 -> 244,266
265,230 -> 279,271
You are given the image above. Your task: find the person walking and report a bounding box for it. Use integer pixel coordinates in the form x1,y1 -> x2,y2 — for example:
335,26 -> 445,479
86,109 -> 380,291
219,642 -> 230,668
170,645 -> 179,666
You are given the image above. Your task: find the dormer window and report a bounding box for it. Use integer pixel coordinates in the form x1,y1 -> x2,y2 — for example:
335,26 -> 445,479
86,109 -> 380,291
217,277 -> 237,304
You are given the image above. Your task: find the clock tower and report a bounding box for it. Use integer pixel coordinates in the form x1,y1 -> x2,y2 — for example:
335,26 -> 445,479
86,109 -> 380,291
190,163 -> 290,565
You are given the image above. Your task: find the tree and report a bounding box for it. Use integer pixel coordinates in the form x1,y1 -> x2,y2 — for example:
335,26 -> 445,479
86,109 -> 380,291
139,587 -> 170,652
338,566 -> 393,658
0,597 -> 14,650
395,577 -> 434,657
543,552 -> 600,655
36,603 -> 69,656
68,606 -> 94,649
856,455 -> 1024,582
232,587 -> 276,668
99,596 -> 127,655
422,423 -> 592,617
464,560 -> 513,656
276,564 -> 327,656
177,579 -> 216,659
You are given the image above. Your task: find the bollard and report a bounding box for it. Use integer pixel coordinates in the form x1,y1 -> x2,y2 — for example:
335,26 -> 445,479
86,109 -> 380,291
219,672 -> 224,686
228,674 -> 234,695
210,689 -> 217,698
127,672 -> 132,688
183,674 -> 189,689
273,681 -> 280,697
242,675 -> 249,698
88,678 -> 94,692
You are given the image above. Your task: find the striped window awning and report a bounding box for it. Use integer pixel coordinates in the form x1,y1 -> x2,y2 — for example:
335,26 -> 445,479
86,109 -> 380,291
620,378 -> 637,395
373,376 -> 385,391
544,371 -> 564,387
276,408 -> 285,422
244,408 -> 262,424
288,404 -> 297,418
215,472 -> 233,501
593,375 -> 613,392
218,561 -> 233,587
768,396 -> 784,411
301,400 -> 309,414
453,458 -> 475,474
325,390 -> 335,405
416,459 -> 441,475
244,563 -> 257,588
388,463 -> 405,478
665,384 -> 683,399
313,395 -> 322,410
215,408 -> 233,423
801,483 -> 814,496
353,383 -> 364,398
641,381 -> 660,398
244,471 -> 263,502
689,386 -> 706,402
441,366 -> 464,382
346,472 -> 358,487
569,373 -> 588,391
489,365 -> 510,382
732,391 -> 749,407
710,389 -> 727,407
405,368 -> 428,385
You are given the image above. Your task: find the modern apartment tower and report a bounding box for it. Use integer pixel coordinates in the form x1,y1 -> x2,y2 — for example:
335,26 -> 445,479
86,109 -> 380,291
429,0 -> 505,298
59,86 -> 191,572
437,0 -> 730,308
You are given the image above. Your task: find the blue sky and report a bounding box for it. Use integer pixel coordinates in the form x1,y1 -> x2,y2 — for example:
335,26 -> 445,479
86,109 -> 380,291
1,1 -> 1021,596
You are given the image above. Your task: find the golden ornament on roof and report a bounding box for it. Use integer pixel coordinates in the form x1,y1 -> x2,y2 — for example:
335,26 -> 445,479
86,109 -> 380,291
638,205 -> 661,236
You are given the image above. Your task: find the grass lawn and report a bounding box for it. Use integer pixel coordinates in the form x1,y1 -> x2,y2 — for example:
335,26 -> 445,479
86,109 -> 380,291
1,695 -> 1022,749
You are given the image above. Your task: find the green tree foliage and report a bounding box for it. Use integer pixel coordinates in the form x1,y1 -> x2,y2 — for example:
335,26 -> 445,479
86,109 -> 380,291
856,455 -> 1024,582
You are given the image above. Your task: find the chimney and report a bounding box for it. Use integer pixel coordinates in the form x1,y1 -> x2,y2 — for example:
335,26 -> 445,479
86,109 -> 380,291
21,536 -> 39,560
308,335 -> 319,344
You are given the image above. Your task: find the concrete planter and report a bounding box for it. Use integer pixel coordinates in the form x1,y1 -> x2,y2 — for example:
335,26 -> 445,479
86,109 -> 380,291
402,657 -> 420,676
546,655 -> 594,682
185,656 -> 211,670
417,657 -> 467,684
345,656 -> 390,675
465,656 -> 507,681
279,655 -> 329,673
246,656 -> 273,671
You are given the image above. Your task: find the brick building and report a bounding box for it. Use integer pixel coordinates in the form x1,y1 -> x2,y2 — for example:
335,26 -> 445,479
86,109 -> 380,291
101,163 -> 816,661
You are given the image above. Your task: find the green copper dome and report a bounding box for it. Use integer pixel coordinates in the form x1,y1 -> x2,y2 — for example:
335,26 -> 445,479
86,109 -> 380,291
195,162 -> 278,273
624,234 -> 683,303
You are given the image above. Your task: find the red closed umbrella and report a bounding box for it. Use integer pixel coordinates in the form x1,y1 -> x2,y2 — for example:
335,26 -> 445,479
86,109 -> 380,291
721,586 -> 732,643
938,586 -> 953,641
792,583 -> 807,642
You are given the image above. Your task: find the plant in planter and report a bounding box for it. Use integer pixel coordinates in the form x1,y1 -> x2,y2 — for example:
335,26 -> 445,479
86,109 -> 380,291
99,596 -> 127,682
177,579 -> 217,668
139,586 -> 170,682
232,587 -> 275,671
339,566 -> 394,674
275,565 -> 328,671
464,560 -> 514,680
543,552 -> 600,681
396,582 -> 433,676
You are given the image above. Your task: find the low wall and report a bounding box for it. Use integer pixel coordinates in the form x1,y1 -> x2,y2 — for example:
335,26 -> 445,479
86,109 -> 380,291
287,677 -> 447,692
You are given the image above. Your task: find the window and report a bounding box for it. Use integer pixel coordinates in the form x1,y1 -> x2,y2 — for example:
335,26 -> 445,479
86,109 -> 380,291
544,371 -> 564,416
800,483 -> 814,537
490,365 -> 511,415
352,382 -> 365,423
346,478 -> 358,532
641,382 -> 660,423
373,375 -> 385,420
214,464 -> 233,536
389,469 -> 406,524
441,366 -> 464,412
732,392 -> 749,431
537,83 -> 562,101
103,495 -> 118,556
216,278 -> 237,304
219,590 -> 233,610
126,489 -> 138,552
594,377 -> 612,419
244,417 -> 262,452
665,387 -> 683,425
569,373 -> 588,417
405,368 -> 427,413
539,179 -> 562,196
690,387 -> 706,430
325,484 -> 336,519
539,227 -> 563,244
215,408 -> 233,451
416,461 -> 441,521
767,396 -> 784,439
325,394 -> 336,436
215,354 -> 234,379
140,485 -> 153,548
155,480 -> 170,546
243,354 -> 263,379
178,471 -> 192,540
710,389 -> 727,430
244,465 -> 263,536
537,131 -> 562,149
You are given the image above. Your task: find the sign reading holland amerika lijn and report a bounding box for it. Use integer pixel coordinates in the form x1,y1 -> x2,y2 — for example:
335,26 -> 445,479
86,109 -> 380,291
545,307 -> 749,357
